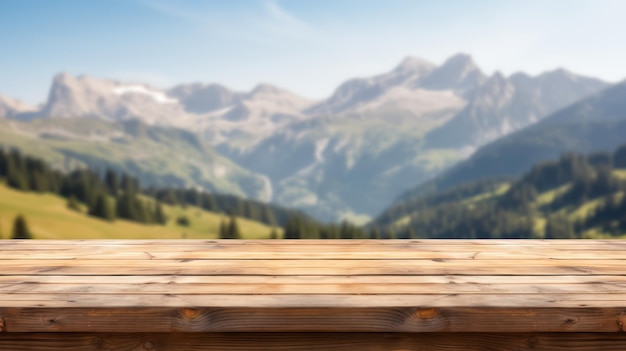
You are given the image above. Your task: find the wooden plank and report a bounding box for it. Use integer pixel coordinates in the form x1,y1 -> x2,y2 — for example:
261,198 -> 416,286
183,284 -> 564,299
2,281 -> 626,295
1,259 -> 624,275
2,307 -> 625,332
1,293 -> 626,308
2,248 -> 626,260
0,239 -> 626,251
2,333 -> 626,351
3,238 -> 624,244
2,274 -> 626,285
3,241 -> 626,260
1,240 -> 625,335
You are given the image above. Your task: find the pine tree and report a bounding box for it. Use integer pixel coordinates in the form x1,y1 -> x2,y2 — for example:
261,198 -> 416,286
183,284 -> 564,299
261,207 -> 277,227
176,215 -> 190,227
154,202 -> 167,225
269,227 -> 278,239
203,194 -> 218,212
545,215 -> 575,239
12,215 -> 32,239
104,169 -> 119,195
163,188 -> 178,205
385,228 -> 396,239
0,149 -> 7,177
6,156 -> 28,191
219,219 -> 228,239
121,174 -> 139,194
77,172 -> 96,207
89,193 -> 116,221
326,224 -> 339,240
283,216 -> 301,239
29,171 -> 49,193
407,227 -> 417,239
369,227 -> 381,239
67,195 -> 81,212
227,216 -> 241,239
116,193 -> 137,221
232,198 -> 245,216
339,221 -> 352,239
137,200 -> 154,224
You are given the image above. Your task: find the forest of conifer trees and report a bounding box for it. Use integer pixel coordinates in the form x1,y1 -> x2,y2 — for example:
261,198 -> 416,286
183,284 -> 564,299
374,144 -> 626,239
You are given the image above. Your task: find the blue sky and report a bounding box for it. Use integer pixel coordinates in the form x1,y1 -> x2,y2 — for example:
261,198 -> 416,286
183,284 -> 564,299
2,0 -> 626,104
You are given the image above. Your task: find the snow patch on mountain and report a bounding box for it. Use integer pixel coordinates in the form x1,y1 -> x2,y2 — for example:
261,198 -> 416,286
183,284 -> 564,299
113,85 -> 178,104
314,138 -> 330,162
356,87 -> 465,116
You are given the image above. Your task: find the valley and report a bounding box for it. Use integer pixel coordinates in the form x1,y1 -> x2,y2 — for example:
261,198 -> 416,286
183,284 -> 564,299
0,54 -> 610,222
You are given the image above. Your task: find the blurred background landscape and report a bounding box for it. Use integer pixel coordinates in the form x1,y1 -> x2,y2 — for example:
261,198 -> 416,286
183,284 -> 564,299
1,0 -> 626,239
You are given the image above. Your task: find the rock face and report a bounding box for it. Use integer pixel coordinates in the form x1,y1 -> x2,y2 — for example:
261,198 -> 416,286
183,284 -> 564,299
168,83 -> 241,114
425,68 -> 608,151
1,54 -> 610,221
0,95 -> 36,118
394,80 -> 626,206
418,53 -> 487,96
40,73 -> 194,127
217,55 -> 607,221
0,117 -> 271,201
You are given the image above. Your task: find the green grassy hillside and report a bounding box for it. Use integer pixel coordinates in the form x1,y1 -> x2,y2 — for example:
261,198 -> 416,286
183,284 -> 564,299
0,184 -> 280,240
0,118 -> 268,199
373,148 -> 626,240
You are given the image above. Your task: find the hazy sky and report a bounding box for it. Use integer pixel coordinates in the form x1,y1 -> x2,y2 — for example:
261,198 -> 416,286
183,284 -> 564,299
2,0 -> 626,104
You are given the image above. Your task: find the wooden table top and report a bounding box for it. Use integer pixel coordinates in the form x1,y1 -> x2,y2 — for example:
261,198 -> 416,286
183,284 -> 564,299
1,239 -> 625,333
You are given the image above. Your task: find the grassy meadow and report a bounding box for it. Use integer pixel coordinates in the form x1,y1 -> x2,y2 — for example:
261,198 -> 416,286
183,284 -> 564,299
0,184 -> 280,240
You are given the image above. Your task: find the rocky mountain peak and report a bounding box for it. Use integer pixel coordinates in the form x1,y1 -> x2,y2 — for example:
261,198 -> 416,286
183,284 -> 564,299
249,83 -> 286,98
469,72 -> 515,109
419,53 -> 486,95
0,94 -> 36,118
168,83 -> 239,114
393,56 -> 435,73
442,53 -> 478,70
43,72 -> 107,117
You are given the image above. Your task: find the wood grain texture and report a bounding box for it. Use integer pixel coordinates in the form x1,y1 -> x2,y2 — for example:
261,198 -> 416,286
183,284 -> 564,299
2,333 -> 626,351
1,258 -> 625,276
1,240 -> 626,333
2,307 -> 625,332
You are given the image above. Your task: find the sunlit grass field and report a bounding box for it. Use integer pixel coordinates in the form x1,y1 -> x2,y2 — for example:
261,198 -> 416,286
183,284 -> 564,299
0,184 -> 280,240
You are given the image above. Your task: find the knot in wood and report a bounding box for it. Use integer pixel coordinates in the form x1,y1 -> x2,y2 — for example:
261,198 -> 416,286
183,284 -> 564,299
416,308 -> 439,319
182,308 -> 200,319
618,313 -> 626,332
143,341 -> 155,350
527,336 -> 539,348
91,336 -> 103,346
563,316 -> 579,326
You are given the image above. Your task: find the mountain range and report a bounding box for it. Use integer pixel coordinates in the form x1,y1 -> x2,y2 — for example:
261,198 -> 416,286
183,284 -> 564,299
391,77 -> 626,206
0,53 -> 611,221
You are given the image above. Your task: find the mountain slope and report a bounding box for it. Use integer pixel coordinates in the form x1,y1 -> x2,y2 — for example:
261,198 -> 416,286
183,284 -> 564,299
306,56 -> 437,115
0,94 -> 36,119
395,80 -> 626,205
372,146 -> 626,239
0,118 -> 270,200
2,54 -> 610,221
0,183 -> 277,239
424,69 -> 608,151
223,55 -> 608,220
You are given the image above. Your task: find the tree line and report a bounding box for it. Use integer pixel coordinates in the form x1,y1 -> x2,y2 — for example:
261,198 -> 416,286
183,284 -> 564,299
0,148 -> 311,225
0,148 -> 384,240
371,144 -> 626,239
